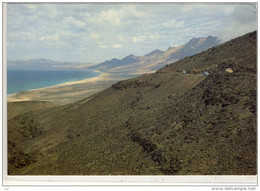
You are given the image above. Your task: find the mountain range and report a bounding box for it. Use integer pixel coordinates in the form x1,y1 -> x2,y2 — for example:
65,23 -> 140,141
90,35 -> 220,73
7,59 -> 92,71
8,35 -> 220,74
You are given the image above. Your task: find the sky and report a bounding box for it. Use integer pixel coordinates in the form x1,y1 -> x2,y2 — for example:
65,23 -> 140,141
6,3 -> 257,63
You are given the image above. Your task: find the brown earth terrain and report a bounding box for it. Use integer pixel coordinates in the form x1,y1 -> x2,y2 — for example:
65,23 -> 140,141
7,31 -> 256,175
7,101 -> 57,120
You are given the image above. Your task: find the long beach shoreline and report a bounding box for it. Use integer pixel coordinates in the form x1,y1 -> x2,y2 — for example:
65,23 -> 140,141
7,70 -> 140,105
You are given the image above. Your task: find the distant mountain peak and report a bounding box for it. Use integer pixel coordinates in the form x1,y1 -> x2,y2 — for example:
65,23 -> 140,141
152,49 -> 163,53
121,54 -> 138,63
90,34 -> 220,71
167,46 -> 175,51
185,35 -> 218,47
124,54 -> 137,59
207,35 -> 216,39
28,58 -> 52,62
144,49 -> 164,57
188,35 -> 217,42
110,58 -> 120,62
188,37 -> 201,44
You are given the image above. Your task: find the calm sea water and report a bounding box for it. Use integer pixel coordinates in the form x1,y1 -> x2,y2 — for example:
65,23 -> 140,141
7,69 -> 99,95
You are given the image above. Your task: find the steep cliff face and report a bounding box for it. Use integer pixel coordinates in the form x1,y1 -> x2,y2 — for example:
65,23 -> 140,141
8,31 -> 256,175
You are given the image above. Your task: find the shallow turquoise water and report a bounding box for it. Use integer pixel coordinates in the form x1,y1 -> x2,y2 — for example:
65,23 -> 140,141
7,69 -> 100,95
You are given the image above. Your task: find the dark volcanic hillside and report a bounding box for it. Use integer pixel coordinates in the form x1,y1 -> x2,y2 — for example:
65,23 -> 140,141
7,101 -> 57,120
8,31 -> 256,175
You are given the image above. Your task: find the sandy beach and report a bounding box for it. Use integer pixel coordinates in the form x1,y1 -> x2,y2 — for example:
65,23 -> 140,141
7,70 -> 139,105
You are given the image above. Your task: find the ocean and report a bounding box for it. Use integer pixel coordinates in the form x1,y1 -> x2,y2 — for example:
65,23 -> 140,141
7,69 -> 100,95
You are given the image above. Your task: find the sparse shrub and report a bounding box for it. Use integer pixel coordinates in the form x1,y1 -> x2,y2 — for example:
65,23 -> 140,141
130,131 -> 156,153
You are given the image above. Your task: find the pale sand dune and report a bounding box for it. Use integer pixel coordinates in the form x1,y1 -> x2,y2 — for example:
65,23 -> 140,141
7,71 -> 130,105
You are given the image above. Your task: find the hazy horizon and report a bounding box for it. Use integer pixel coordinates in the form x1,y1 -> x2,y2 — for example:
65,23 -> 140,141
7,34 -> 218,64
7,3 -> 257,63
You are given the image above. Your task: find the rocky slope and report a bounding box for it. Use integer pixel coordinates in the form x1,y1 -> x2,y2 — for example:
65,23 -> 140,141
7,101 -> 57,120
7,31 -> 256,175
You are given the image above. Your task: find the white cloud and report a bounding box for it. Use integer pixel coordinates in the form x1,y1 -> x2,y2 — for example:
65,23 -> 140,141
163,19 -> 185,28
215,4 -> 257,42
112,44 -> 122,48
98,42 -> 106,49
149,34 -> 160,40
72,50 -> 82,55
89,33 -> 100,39
89,5 -> 146,26
6,3 -> 257,63
40,34 -> 59,41
92,9 -> 123,25
27,4 -> 36,9
132,35 -> 160,43
132,36 -> 145,43
126,4 -> 147,18
63,17 -> 86,28
118,35 -> 127,42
